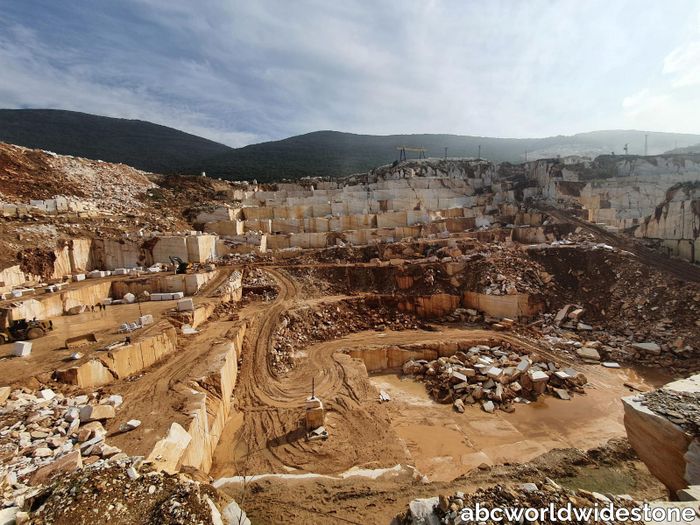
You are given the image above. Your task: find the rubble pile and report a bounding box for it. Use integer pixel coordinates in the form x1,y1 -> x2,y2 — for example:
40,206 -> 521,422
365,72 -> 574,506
402,344 -> 587,413
27,461 -> 221,525
242,267 -> 277,288
0,387 -> 134,510
271,299 -> 420,372
637,389 -> 700,436
398,479 -> 643,525
0,143 -> 155,214
477,247 -> 554,296
533,246 -> 699,372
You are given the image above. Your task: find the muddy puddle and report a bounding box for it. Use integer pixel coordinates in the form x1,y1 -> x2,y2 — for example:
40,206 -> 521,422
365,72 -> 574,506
369,364 -> 663,482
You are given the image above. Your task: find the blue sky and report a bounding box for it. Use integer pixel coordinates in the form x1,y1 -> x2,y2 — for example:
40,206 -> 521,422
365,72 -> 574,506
1,0 -> 699,146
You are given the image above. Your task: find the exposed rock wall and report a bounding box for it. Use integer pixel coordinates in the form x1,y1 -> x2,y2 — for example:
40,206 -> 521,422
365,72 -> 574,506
463,291 -> 543,319
152,324 -> 247,474
110,271 -> 216,298
348,337 -> 506,373
6,280 -> 112,321
55,325 -> 178,387
527,155 -> 700,262
623,374 -> 700,492
634,183 -> 700,263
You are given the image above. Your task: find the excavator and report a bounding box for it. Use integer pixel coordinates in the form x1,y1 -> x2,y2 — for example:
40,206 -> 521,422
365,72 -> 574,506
0,311 -> 54,345
169,256 -> 193,275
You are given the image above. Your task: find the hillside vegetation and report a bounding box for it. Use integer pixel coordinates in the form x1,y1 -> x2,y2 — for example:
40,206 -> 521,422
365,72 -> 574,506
0,109 -> 234,173
2,109 -> 700,181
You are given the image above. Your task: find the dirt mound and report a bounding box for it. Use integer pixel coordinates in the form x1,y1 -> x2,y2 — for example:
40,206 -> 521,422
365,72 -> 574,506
16,247 -> 57,280
28,461 -> 220,524
271,297 -> 420,372
0,143 -> 155,212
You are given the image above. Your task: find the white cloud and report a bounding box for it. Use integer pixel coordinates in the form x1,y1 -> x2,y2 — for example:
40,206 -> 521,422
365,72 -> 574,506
1,0 -> 699,143
663,41 -> 700,87
620,4 -> 700,134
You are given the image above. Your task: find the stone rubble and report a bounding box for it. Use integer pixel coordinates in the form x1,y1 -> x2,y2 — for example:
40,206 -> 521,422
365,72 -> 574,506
271,298 -> 419,373
638,389 -> 700,436
402,343 -> 587,412
398,479 -> 645,525
0,386 -> 246,523
0,387 -> 129,510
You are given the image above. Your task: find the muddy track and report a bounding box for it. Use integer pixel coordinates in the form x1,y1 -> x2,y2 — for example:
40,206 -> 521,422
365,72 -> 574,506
106,317 -> 240,456
221,267 -> 616,478
229,268 -> 412,475
543,207 -> 700,282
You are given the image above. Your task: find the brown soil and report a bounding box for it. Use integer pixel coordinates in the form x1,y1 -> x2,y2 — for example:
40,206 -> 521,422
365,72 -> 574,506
217,438 -> 665,525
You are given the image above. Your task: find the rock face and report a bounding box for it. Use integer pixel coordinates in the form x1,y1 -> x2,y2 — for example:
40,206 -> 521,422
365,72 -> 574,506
147,422 -> 192,474
528,156 -> 700,263
634,183 -> 700,263
623,374 -> 700,492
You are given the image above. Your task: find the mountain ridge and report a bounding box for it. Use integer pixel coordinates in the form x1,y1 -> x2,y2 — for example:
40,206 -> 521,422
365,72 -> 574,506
2,109 -> 700,181
0,109 -> 234,173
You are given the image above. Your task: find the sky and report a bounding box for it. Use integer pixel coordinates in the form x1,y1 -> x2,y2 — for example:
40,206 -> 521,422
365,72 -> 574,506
0,0 -> 699,147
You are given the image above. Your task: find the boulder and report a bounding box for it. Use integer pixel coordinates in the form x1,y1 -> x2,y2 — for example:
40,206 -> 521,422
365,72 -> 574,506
102,394 -> 123,408
79,404 -> 116,422
576,347 -> 600,361
119,419 -> 142,432
0,386 -> 11,405
147,422 -> 192,474
30,450 -> 82,485
38,388 -> 56,401
406,497 -> 440,525
221,499 -> 252,525
0,507 -> 18,525
631,342 -> 662,355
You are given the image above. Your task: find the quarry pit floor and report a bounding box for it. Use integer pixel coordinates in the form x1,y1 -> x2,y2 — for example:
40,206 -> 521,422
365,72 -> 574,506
369,365 -> 668,482
208,269 -> 670,486
0,265 -> 675,518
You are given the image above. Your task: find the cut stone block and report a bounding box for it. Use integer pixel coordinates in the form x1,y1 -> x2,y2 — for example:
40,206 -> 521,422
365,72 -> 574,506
12,341 -> 32,357
576,347 -> 600,361
177,298 -> 195,312
79,404 -> 116,421
631,342 -> 662,355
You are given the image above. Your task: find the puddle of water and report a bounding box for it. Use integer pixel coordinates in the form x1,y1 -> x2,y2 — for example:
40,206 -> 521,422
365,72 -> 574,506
370,365 -> 657,482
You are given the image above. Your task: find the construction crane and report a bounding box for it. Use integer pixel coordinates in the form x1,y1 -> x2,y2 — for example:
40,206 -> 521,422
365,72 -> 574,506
396,146 -> 427,162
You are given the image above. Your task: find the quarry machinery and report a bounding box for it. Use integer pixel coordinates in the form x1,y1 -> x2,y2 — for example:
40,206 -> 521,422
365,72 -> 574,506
0,313 -> 54,344
169,256 -> 192,275
396,146 -> 427,162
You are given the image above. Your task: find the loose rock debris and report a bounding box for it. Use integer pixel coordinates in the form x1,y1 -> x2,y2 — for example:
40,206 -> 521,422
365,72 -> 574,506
397,479 -> 646,525
271,298 -> 419,373
637,389 -> 700,436
402,342 -> 587,412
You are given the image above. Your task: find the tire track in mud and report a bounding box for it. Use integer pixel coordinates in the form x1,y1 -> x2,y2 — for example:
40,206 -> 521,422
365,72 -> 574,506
220,268 -> 610,478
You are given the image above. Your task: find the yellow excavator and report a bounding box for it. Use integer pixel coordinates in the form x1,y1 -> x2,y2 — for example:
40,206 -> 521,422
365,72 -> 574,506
0,312 -> 54,345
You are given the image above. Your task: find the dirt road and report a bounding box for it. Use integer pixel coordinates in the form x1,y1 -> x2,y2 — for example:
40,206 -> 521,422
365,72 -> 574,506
212,268 -> 410,476
212,267 -> 642,480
